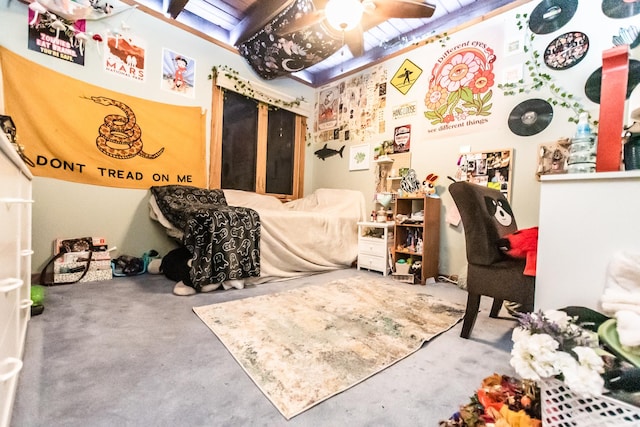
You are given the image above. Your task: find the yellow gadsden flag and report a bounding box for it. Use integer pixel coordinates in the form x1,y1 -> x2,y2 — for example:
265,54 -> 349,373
0,47 -> 206,189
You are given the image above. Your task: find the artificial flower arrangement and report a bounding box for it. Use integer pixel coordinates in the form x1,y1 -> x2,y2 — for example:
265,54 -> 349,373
510,309 -> 606,397
439,373 -> 541,427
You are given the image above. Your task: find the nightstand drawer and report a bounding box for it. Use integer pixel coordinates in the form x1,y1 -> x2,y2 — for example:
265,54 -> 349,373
358,239 -> 386,256
358,254 -> 387,272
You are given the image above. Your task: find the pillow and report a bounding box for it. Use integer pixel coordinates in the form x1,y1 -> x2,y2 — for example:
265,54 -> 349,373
497,226 -> 538,276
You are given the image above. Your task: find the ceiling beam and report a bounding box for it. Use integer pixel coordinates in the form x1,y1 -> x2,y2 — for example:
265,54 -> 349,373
166,0 -> 189,19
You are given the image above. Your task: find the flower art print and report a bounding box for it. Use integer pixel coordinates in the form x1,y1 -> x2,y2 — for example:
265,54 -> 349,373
424,40 -> 496,134
510,310 -> 605,396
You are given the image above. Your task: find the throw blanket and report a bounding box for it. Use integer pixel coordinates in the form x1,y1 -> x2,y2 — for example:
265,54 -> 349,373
150,185 -> 260,291
601,251 -> 640,348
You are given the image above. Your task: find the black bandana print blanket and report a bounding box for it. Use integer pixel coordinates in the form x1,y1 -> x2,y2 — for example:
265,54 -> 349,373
150,185 -> 260,291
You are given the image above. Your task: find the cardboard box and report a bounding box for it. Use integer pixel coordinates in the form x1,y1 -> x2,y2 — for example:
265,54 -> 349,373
53,250 -> 112,284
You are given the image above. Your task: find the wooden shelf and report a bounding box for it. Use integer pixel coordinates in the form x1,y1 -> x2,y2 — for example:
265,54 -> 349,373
392,196 -> 440,285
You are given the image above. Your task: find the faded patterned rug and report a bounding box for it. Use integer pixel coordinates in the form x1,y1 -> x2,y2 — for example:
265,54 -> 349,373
193,277 -> 465,419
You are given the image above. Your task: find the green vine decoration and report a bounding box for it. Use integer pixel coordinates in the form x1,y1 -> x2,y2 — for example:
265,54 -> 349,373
497,13 -> 593,125
209,65 -> 305,110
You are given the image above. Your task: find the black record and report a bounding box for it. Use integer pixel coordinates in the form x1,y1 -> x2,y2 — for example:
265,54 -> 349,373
508,99 -> 554,136
602,0 -> 640,19
529,0 -> 578,35
585,59 -> 640,104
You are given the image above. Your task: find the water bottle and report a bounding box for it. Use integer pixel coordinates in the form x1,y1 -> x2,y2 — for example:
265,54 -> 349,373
567,113 -> 597,173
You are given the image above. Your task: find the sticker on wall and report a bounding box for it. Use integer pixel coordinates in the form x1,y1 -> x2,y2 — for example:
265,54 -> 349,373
161,48 -> 196,98
392,102 -> 417,120
28,10 -> 86,65
423,40 -> 497,134
393,125 -> 411,153
104,33 -> 146,82
391,59 -> 422,95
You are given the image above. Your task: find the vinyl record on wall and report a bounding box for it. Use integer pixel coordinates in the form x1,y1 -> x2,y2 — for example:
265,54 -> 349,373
602,0 -> 640,19
529,0 -> 578,35
584,59 -> 640,103
544,31 -> 589,70
508,99 -> 554,136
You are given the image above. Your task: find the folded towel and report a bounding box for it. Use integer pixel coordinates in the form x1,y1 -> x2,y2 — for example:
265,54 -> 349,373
601,251 -> 640,350
616,310 -> 640,348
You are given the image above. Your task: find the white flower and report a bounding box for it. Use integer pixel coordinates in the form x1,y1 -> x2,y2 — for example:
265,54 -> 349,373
561,360 -> 605,396
544,310 -> 573,329
573,346 -> 605,373
510,332 -> 561,380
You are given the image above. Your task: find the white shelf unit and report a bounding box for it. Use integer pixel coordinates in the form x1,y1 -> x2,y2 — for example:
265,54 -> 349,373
0,131 -> 33,427
357,221 -> 394,276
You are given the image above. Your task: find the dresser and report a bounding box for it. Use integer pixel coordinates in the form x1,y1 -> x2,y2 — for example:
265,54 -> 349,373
357,221 -> 394,276
0,131 -> 33,427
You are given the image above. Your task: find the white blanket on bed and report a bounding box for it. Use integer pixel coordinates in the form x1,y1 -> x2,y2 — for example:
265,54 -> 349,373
150,188 -> 366,284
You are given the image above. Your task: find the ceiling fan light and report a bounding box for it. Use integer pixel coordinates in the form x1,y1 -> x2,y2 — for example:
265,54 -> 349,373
325,0 -> 364,32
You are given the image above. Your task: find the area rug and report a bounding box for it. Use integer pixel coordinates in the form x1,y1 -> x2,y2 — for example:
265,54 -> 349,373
193,276 -> 465,419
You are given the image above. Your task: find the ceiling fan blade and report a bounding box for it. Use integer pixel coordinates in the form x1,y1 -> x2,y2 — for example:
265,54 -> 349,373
345,27 -> 365,57
230,0 -> 295,46
278,10 -> 326,36
370,0 -> 436,19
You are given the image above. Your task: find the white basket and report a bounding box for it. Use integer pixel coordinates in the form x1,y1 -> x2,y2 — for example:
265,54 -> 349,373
540,378 -> 640,427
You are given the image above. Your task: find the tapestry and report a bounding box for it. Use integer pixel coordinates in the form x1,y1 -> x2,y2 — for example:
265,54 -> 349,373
0,47 -> 206,189
193,277 -> 465,419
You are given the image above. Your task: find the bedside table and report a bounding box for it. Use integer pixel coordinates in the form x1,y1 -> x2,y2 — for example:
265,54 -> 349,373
357,221 -> 394,276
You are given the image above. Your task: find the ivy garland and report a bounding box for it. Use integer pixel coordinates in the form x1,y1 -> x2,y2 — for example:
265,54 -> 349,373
497,13 -> 593,125
209,65 -> 305,110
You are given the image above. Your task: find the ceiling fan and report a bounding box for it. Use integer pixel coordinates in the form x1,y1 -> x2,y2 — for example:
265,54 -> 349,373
231,0 -> 435,81
277,0 -> 436,57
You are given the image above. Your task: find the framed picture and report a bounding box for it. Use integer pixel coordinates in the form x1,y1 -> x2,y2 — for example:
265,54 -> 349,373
537,138 -> 571,178
457,149 -> 513,201
349,143 -> 370,171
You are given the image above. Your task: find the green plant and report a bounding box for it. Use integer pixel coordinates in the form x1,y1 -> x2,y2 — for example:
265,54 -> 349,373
209,65 -> 305,110
497,14 -> 594,125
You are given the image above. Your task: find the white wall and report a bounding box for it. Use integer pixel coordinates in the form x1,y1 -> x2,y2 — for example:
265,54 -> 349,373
308,1 -> 639,277
0,1 -> 314,271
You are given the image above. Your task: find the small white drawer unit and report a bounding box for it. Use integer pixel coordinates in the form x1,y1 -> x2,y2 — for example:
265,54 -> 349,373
357,221 -> 394,276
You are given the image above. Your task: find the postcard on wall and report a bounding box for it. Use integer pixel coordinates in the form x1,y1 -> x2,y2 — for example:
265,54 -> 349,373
537,138 -> 570,178
349,144 -> 370,171
104,34 -> 146,82
161,48 -> 196,98
28,11 -> 86,65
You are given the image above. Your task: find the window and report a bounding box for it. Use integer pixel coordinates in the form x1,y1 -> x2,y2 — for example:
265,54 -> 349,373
209,84 -> 306,200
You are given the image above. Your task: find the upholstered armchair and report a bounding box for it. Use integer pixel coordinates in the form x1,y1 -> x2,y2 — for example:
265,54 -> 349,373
449,181 -> 535,339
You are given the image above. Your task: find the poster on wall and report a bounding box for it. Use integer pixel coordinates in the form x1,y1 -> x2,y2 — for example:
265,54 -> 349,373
423,39 -> 498,136
317,85 -> 339,131
27,11 -> 86,65
349,143 -> 370,171
161,48 -> 196,98
104,34 -> 146,82
0,47 -> 206,190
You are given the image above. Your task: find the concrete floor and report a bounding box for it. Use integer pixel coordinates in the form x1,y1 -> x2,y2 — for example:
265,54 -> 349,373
11,268 -> 518,427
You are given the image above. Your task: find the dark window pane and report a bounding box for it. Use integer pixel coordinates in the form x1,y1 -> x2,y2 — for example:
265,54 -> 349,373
221,90 -> 258,191
266,108 -> 295,194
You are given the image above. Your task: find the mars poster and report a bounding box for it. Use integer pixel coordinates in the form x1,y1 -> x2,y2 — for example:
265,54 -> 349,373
104,34 -> 146,82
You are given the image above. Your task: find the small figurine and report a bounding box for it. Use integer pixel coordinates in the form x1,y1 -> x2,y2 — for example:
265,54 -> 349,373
422,173 -> 439,197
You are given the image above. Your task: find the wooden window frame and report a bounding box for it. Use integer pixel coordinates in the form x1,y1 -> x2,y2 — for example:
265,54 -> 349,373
209,83 -> 305,201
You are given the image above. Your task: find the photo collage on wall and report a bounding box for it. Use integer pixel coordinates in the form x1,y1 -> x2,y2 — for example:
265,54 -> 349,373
456,149 -> 513,201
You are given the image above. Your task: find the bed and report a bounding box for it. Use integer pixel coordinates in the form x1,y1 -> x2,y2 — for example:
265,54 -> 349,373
149,185 -> 366,291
